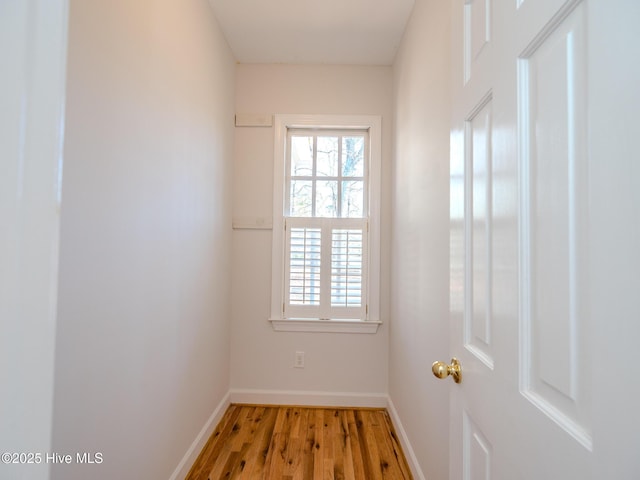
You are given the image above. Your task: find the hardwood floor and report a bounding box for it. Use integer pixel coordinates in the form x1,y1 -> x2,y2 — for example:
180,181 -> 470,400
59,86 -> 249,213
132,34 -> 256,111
185,404 -> 413,480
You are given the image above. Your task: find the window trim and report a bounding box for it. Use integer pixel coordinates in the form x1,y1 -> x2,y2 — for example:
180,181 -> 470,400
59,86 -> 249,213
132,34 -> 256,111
270,114 -> 382,334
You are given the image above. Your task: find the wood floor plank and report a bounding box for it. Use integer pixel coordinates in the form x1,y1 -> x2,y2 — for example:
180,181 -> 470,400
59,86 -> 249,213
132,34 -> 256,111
184,405 -> 413,480
236,406 -> 278,480
324,458 -> 336,480
313,409 -> 325,480
322,410 -> 335,478
282,408 -> 304,477
185,404 -> 242,480
329,409 -> 345,480
371,411 -> 403,479
340,411 -> 357,480
346,409 -> 368,480
357,410 -> 384,480
380,411 -> 413,480
301,407 -> 316,480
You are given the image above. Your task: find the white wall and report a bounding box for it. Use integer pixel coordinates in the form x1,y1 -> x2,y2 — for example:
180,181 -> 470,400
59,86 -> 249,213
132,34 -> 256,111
51,0 -> 235,478
0,2 -> 68,479
390,1 -> 452,479
231,65 -> 392,401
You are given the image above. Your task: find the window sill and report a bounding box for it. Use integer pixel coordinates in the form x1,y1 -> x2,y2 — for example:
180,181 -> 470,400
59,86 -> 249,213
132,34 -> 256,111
268,318 -> 381,334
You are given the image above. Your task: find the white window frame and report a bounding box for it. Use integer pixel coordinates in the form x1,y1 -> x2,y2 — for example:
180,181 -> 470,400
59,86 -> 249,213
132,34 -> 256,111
270,114 -> 382,334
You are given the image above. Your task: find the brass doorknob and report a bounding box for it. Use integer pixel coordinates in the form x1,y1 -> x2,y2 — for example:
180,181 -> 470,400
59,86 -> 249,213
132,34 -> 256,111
432,357 -> 462,383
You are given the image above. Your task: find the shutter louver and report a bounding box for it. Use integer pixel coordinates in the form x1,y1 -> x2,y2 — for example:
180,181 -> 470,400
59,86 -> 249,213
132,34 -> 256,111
288,227 -> 321,306
331,229 -> 363,307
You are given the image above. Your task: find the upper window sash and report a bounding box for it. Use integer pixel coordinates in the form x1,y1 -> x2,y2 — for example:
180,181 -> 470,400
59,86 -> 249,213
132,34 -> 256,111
285,129 -> 369,219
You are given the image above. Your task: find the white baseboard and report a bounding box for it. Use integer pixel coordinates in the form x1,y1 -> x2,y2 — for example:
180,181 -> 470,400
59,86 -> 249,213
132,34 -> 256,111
386,397 -> 426,480
168,391 -> 231,480
229,388 -> 388,408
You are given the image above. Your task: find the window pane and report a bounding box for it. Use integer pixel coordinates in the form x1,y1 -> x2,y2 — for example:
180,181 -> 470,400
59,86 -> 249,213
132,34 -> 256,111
342,136 -> 364,177
341,180 -> 364,218
290,180 -> 312,217
291,136 -> 313,176
331,229 -> 363,307
316,180 -> 338,218
316,136 -> 338,177
289,228 -> 321,305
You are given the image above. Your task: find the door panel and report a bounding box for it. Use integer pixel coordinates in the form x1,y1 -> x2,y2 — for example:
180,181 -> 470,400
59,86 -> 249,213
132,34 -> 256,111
517,1 -> 591,448
466,94 -> 494,368
464,0 -> 492,85
463,411 -> 492,480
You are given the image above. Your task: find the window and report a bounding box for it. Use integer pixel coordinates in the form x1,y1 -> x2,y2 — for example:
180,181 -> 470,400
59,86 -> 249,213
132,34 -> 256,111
285,130 -> 368,320
270,115 -> 381,333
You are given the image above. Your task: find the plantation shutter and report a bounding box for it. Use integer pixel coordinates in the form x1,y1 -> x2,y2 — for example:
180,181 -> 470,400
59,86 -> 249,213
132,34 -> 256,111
284,218 -> 367,320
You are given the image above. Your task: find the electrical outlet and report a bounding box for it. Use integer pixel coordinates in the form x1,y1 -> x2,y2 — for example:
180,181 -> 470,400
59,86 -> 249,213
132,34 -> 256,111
294,351 -> 305,368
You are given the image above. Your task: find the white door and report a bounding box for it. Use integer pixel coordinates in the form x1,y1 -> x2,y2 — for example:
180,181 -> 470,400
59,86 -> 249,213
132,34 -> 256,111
0,1 -> 68,478
445,0 -> 640,478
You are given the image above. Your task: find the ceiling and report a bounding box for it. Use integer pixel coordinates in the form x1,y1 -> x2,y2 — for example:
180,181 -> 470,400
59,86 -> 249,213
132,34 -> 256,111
207,0 -> 415,65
